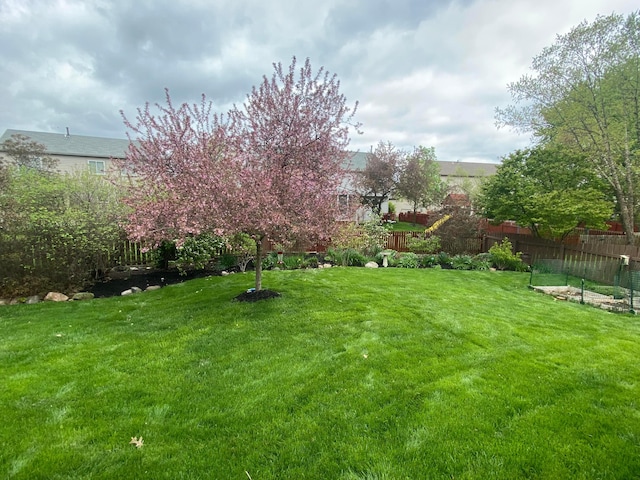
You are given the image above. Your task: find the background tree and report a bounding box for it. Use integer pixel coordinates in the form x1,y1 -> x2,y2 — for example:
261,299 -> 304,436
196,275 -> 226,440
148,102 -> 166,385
355,141 -> 405,215
496,12 -> 640,243
396,146 -> 446,223
0,133 -> 58,172
479,146 -> 613,239
121,57 -> 359,292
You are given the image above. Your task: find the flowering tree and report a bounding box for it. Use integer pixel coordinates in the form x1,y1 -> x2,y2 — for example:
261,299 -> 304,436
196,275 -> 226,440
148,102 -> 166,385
120,57 -> 359,292
355,141 -> 405,215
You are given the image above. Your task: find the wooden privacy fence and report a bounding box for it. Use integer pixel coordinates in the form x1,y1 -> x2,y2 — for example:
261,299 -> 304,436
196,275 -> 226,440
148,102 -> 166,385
386,231 -> 482,254
484,233 -> 640,286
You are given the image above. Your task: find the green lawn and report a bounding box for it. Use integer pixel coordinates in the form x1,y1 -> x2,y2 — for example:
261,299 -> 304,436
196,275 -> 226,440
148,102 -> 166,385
1,269 -> 639,479
389,221 -> 425,232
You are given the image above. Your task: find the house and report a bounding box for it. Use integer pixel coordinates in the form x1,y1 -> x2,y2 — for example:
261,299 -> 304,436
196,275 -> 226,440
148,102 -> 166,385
345,151 -> 497,215
0,128 -> 131,174
0,129 -> 497,217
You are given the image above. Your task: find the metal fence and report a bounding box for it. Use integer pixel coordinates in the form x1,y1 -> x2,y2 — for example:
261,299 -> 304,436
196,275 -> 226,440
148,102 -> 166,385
529,256 -> 639,314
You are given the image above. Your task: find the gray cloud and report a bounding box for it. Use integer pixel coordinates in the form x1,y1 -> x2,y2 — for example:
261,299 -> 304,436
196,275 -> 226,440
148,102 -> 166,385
1,0 -> 638,162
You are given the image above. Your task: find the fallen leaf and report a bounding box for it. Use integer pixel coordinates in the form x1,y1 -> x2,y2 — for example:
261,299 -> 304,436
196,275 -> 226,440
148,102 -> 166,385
130,436 -> 144,448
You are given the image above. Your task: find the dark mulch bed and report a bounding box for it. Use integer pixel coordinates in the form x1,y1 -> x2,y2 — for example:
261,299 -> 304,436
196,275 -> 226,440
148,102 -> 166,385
233,289 -> 281,302
90,268 -> 281,302
89,268 -> 212,298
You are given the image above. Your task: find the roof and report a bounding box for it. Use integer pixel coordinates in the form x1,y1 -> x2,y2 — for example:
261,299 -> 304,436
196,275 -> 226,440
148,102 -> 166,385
0,129 -> 132,159
345,150 -> 497,177
0,130 -> 500,177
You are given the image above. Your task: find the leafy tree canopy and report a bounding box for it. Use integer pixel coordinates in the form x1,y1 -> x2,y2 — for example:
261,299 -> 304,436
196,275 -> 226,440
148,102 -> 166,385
479,146 -> 614,239
396,146 -> 447,222
496,11 -> 640,242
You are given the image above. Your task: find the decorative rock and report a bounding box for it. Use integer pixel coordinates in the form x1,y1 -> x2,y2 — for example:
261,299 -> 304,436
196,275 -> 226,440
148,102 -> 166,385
26,295 -> 41,304
45,292 -> 69,302
146,285 -> 161,291
221,271 -> 230,276
365,261 -> 379,268
323,263 -> 332,269
121,289 -> 133,296
131,287 -> 143,293
72,292 -> 94,301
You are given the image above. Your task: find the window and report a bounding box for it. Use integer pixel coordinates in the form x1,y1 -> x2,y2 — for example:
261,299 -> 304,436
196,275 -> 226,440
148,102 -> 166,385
88,160 -> 106,175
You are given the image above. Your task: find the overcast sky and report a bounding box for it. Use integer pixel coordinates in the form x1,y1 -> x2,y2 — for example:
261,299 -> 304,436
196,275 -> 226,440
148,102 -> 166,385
1,0 -> 638,163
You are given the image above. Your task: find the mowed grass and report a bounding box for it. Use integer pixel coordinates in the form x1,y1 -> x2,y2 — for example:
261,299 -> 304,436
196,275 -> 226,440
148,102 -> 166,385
1,269 -> 640,479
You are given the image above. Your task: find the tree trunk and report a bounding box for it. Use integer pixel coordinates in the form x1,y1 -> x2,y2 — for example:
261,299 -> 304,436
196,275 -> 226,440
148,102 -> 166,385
254,237 -> 263,291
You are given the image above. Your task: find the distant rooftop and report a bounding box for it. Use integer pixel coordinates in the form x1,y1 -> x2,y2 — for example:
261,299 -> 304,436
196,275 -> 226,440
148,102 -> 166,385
0,129 -> 498,176
346,150 -> 497,176
0,129 -> 132,159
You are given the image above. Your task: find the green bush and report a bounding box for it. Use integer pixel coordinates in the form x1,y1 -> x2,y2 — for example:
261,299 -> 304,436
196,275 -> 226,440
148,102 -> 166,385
175,233 -> 226,274
489,238 -> 528,271
407,235 -> 441,254
326,248 -> 368,267
227,233 -> 256,272
0,167 -> 127,296
437,251 -> 453,268
420,254 -> 439,268
218,253 -> 239,271
451,254 -> 474,270
397,252 -> 420,268
472,253 -> 492,271
262,252 -> 280,270
283,255 -> 305,270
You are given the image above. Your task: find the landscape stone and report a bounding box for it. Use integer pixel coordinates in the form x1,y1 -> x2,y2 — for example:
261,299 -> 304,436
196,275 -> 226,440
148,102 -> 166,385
365,261 -> 379,268
121,289 -> 133,296
146,285 -> 161,291
323,263 -> 332,269
26,295 -> 41,304
45,292 -> 69,302
72,292 -> 95,301
0,299 -> 9,306
221,271 -> 230,276
131,287 -> 143,293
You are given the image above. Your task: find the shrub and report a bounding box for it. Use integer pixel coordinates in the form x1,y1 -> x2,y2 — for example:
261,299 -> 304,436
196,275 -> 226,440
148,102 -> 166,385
488,238 -> 528,271
326,248 -> 367,267
175,233 -> 226,274
437,251 -> 453,268
471,253 -> 492,271
407,235 -> 441,254
397,252 -> 420,268
302,256 -> 319,269
283,255 -> 305,270
227,233 -> 256,272
420,254 -> 438,268
262,252 -> 280,270
0,168 -> 127,296
218,253 -> 239,271
451,254 -> 474,270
